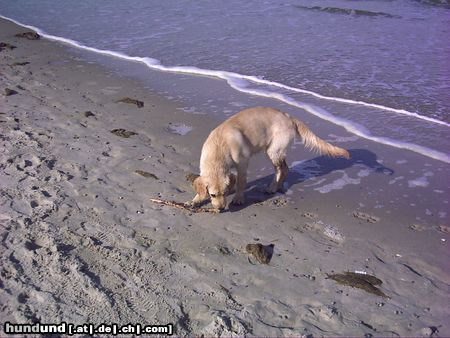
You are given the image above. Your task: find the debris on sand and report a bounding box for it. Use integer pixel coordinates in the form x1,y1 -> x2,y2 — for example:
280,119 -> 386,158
11,61 -> 30,66
246,243 -> 275,264
83,111 -> 95,118
110,128 -> 138,138
0,42 -> 17,51
353,211 -> 380,223
115,97 -> 144,108
150,198 -> 219,213
15,31 -> 41,40
327,271 -> 390,298
4,88 -> 18,96
135,170 -> 158,179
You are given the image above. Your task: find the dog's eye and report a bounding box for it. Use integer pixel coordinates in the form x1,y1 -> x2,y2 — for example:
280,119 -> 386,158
210,193 -> 217,198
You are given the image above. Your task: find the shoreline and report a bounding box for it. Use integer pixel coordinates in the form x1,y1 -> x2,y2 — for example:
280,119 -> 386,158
1,14 -> 449,164
1,17 -> 449,336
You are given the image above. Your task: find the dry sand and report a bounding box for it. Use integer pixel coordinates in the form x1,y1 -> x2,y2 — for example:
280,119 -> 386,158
1,18 -> 449,337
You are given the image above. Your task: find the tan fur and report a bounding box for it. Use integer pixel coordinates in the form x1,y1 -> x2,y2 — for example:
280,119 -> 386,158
191,107 -> 350,210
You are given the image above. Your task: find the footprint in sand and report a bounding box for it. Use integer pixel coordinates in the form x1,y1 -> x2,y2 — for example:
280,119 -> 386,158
301,222 -> 345,244
301,212 -> 318,220
200,311 -> 248,336
134,230 -> 156,248
256,197 -> 289,208
437,225 -> 450,234
410,224 -> 426,231
100,86 -> 121,96
353,211 -> 380,223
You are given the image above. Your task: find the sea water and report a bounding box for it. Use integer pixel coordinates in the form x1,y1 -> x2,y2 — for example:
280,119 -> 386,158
1,0 -> 449,163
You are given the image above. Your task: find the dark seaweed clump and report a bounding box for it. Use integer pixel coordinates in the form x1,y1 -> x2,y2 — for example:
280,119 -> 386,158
327,271 -> 390,298
294,5 -> 400,19
0,42 -> 17,51
110,128 -> 138,138
4,88 -> 18,96
11,61 -> 30,66
414,0 -> 450,8
15,31 -> 41,40
135,170 -> 158,179
246,243 -> 275,264
115,97 -> 144,108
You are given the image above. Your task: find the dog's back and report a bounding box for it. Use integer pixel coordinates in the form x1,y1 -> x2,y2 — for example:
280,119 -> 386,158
214,107 -> 295,154
208,107 -> 349,160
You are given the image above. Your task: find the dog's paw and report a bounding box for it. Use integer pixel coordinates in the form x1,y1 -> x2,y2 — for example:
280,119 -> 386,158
264,186 -> 278,194
185,201 -> 196,207
231,195 -> 246,205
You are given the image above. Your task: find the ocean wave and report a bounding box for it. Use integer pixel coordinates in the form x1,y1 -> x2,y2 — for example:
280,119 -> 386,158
2,14 -> 449,164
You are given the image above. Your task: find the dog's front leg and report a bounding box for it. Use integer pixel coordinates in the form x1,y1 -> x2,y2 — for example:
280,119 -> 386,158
190,193 -> 209,206
187,176 -> 209,207
231,162 -> 248,205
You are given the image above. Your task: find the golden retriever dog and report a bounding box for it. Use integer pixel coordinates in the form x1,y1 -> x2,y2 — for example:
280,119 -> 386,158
190,107 -> 350,210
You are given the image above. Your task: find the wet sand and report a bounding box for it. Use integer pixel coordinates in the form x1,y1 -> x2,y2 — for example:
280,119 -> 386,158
1,17 -> 449,336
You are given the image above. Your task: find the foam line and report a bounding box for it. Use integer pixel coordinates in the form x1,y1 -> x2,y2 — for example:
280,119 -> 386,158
3,15 -> 448,127
2,15 -> 449,164
239,75 -> 450,127
224,83 -> 450,164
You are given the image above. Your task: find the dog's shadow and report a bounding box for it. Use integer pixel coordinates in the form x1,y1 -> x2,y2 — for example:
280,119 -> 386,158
228,148 -> 394,212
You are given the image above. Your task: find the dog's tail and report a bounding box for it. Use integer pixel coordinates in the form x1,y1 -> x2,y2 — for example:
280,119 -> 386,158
291,118 -> 350,159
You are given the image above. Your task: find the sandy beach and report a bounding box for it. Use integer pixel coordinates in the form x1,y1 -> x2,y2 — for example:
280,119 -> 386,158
1,17 -> 449,337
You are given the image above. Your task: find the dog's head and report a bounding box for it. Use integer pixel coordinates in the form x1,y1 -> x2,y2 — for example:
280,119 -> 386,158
193,173 -> 236,210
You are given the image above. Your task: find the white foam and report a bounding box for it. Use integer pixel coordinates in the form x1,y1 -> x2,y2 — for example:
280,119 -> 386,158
314,171 -> 361,193
290,160 -> 322,180
166,123 -> 193,135
3,15 -> 450,164
303,178 -> 327,188
326,134 -> 359,143
408,176 -> 429,188
240,74 -> 450,127
389,176 -> 404,185
226,83 -> 450,164
357,169 -> 371,177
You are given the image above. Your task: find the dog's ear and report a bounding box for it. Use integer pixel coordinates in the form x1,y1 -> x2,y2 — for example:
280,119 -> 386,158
193,176 -> 208,198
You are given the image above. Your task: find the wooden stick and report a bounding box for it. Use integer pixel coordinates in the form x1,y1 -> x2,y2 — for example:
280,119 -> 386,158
150,198 -> 219,213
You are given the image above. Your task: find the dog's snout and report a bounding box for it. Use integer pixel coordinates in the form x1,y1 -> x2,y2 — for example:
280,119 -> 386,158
211,196 -> 227,211
214,203 -> 226,211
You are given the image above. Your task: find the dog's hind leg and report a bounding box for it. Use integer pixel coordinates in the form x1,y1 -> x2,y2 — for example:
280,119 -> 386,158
266,139 -> 290,193
266,158 -> 288,193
